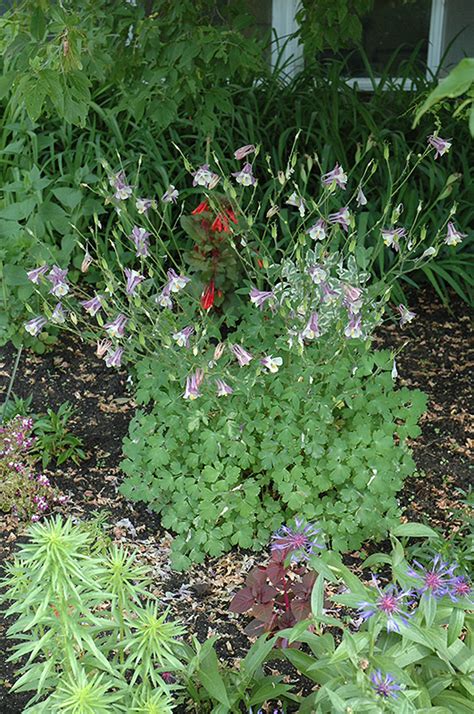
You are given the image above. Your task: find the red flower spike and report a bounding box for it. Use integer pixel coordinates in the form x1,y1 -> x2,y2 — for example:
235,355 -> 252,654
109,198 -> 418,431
225,208 -> 238,224
257,258 -> 264,269
200,279 -> 215,310
192,200 -> 209,215
211,214 -> 230,233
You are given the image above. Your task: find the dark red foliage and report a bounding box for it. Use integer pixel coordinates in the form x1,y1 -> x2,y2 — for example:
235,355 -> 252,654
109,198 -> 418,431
229,548 -> 314,646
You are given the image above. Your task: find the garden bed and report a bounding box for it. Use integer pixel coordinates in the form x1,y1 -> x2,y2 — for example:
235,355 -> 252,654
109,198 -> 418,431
0,286 -> 472,713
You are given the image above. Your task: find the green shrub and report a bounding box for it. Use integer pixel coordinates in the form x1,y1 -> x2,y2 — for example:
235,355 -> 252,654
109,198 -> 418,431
120,350 -> 426,569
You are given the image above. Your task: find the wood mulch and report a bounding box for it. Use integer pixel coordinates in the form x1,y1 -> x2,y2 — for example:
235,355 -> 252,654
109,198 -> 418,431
0,286 -> 472,712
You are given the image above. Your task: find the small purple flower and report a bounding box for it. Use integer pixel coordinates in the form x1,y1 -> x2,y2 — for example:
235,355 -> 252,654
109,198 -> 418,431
231,344 -> 253,367
249,287 -> 274,309
328,207 -> 350,231
173,325 -> 194,348
48,265 -> 69,297
156,284 -> 173,309
370,671 -> 401,699
320,281 -> 339,304
110,171 -> 133,200
358,575 -> 413,632
271,519 -> 324,562
161,185 -> 179,203
124,268 -> 145,296
183,369 -> 204,400
105,347 -> 124,368
232,163 -> 256,187
215,378 -> 233,396
396,304 -> 416,327
37,474 -> 50,486
445,221 -> 466,246
449,575 -> 472,602
104,313 -> 128,339
322,163 -> 347,190
301,312 -> 320,340
130,226 -> 151,257
306,219 -> 326,241
356,187 -> 368,207
167,268 -> 190,293
136,198 -> 154,214
344,313 -> 362,339
428,134 -> 452,159
234,144 -> 255,160
261,355 -> 283,373
381,227 -> 406,252
192,164 -> 218,189
286,192 -> 306,217
51,303 -> 66,324
27,265 -> 49,284
81,295 -> 103,316
343,284 -> 363,313
24,316 -> 47,336
308,263 -> 328,285
407,554 -> 457,598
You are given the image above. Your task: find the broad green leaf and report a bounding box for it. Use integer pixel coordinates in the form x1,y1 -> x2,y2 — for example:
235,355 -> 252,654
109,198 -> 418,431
391,523 -> 439,539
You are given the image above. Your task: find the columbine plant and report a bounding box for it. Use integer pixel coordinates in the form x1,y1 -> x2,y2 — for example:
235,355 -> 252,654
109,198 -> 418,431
22,134 -> 463,399
0,415 -> 66,521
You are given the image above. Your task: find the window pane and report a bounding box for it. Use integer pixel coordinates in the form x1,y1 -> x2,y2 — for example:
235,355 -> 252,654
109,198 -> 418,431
322,0 -> 433,76
442,0 -> 474,71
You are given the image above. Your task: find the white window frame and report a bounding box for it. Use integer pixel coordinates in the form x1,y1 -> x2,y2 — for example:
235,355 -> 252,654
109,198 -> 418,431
271,0 -> 447,90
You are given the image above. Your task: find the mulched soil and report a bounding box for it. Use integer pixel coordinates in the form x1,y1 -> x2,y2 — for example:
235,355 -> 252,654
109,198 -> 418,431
0,286 -> 472,712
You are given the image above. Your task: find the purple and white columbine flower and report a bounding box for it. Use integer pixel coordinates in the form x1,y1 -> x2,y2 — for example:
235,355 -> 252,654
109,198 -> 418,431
306,219 -> 326,241
286,192 -> 306,217
161,185 -> 179,203
130,226 -> 151,257
156,284 -> 173,309
344,313 -> 362,338
301,312 -> 320,340
24,316 -> 47,336
321,281 -> 339,304
308,263 -> 328,284
135,198 -> 154,214
231,344 -> 253,367
48,266 -> 69,297
183,369 -> 203,400
27,265 -> 49,284
261,355 -> 283,373
110,171 -> 133,200
173,326 -> 194,348
358,575 -> 413,632
105,347 -> 124,368
407,554 -> 457,598
356,187 -> 368,206
167,268 -> 190,293
104,313 -> 128,339
449,575 -> 472,602
232,163 -> 256,187
215,378 -> 233,397
271,519 -> 324,562
322,163 -> 347,190
249,287 -> 274,309
81,295 -> 103,316
124,268 -> 145,296
234,144 -> 255,160
396,304 -> 416,327
428,134 -> 452,159
96,339 -> 112,358
51,303 -> 66,324
445,221 -> 466,246
381,227 -> 406,252
328,207 -> 350,232
192,164 -> 218,188
343,285 -> 363,313
370,671 -> 401,699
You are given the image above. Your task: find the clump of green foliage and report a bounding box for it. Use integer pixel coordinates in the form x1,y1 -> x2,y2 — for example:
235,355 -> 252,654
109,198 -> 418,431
31,401 -> 86,468
121,350 -> 426,569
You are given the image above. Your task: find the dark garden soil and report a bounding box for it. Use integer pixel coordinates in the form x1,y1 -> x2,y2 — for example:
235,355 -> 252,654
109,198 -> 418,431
0,286 -> 472,713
